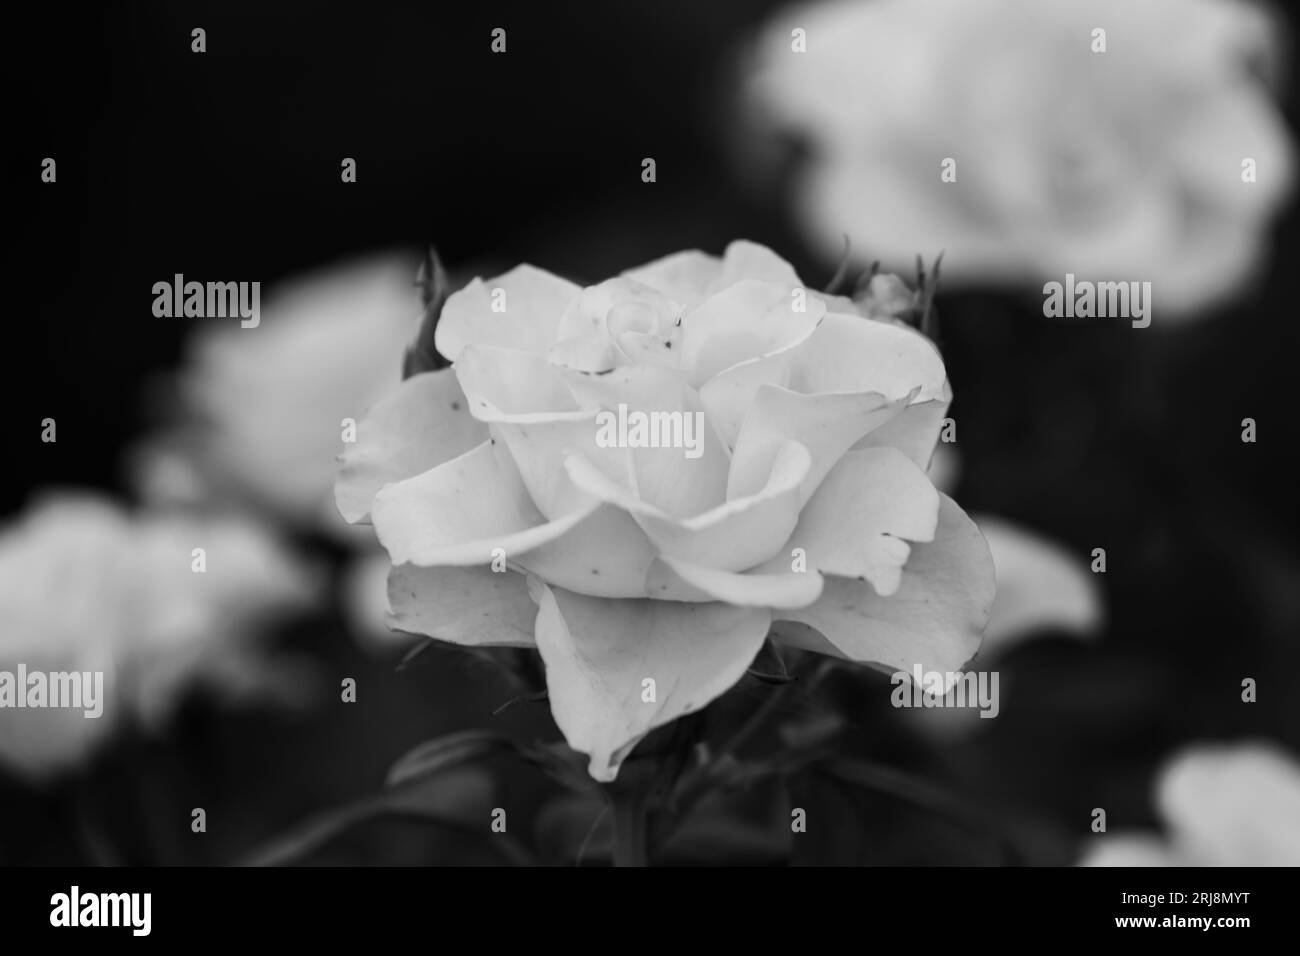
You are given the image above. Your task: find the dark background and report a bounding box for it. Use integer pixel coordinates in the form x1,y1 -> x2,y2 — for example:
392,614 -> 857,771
7,0 -> 1299,864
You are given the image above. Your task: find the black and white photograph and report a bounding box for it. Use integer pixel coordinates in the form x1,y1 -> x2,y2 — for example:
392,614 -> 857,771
6,0 -> 1300,932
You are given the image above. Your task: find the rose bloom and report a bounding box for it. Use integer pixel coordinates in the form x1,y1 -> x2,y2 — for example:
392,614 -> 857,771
0,494 -> 315,780
1080,742 -> 1300,866
743,0 -> 1295,317
337,240 -> 995,781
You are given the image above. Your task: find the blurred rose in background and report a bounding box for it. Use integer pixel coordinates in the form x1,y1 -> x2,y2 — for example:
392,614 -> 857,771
131,254 -> 421,540
130,254 -> 443,654
1081,742 -> 1300,865
0,495 -> 315,780
742,0 -> 1295,317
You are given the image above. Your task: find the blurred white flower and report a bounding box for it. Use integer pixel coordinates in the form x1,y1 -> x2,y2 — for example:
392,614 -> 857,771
132,253 -> 421,539
744,0 -> 1295,317
341,552 -> 404,652
1081,742 -> 1300,866
0,494 -> 316,780
977,515 -> 1103,649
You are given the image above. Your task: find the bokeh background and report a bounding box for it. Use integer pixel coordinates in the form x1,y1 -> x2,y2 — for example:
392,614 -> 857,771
8,0 -> 1299,864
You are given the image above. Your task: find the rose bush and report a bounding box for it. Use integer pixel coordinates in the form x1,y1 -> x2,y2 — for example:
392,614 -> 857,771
337,240 -> 994,781
743,0 -> 1295,317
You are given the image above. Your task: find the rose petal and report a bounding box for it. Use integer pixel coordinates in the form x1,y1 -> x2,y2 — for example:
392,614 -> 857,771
554,277 -> 684,347
335,369 -> 488,524
727,383 -> 910,503
564,364 -> 730,520
454,346 -> 610,518
646,555 -> 824,609
714,240 -> 804,290
789,312 -> 946,402
623,240 -> 803,309
698,352 -> 794,452
621,250 -> 722,310
491,418 -> 631,521
854,385 -> 952,470
528,577 -> 770,781
435,265 -> 579,363
682,279 -> 825,388
616,330 -> 686,370
547,334 -> 622,374
773,494 -> 994,674
454,345 -> 584,419
387,565 -> 536,646
372,440 -> 654,597
511,504 -> 659,599
372,441 -> 597,566
770,447 -> 940,597
565,439 -> 810,572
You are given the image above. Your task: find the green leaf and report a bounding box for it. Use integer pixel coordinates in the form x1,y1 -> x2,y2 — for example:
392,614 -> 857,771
814,755 -> 1021,862
385,729 -> 517,788
518,740 -> 602,794
787,771 -> 866,865
243,771 -> 534,866
401,245 -> 454,379
746,638 -> 793,685
661,779 -> 793,865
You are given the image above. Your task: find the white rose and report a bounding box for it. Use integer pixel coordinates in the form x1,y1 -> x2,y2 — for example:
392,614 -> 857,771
744,0 -> 1295,317
0,494 -> 315,779
337,240 -> 995,781
1081,742 -> 1300,866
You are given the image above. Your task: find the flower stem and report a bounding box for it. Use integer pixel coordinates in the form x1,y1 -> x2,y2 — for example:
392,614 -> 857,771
717,657 -> 836,761
608,784 -> 649,867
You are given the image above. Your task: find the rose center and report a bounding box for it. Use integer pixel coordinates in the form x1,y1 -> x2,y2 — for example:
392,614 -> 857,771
606,300 -> 660,339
